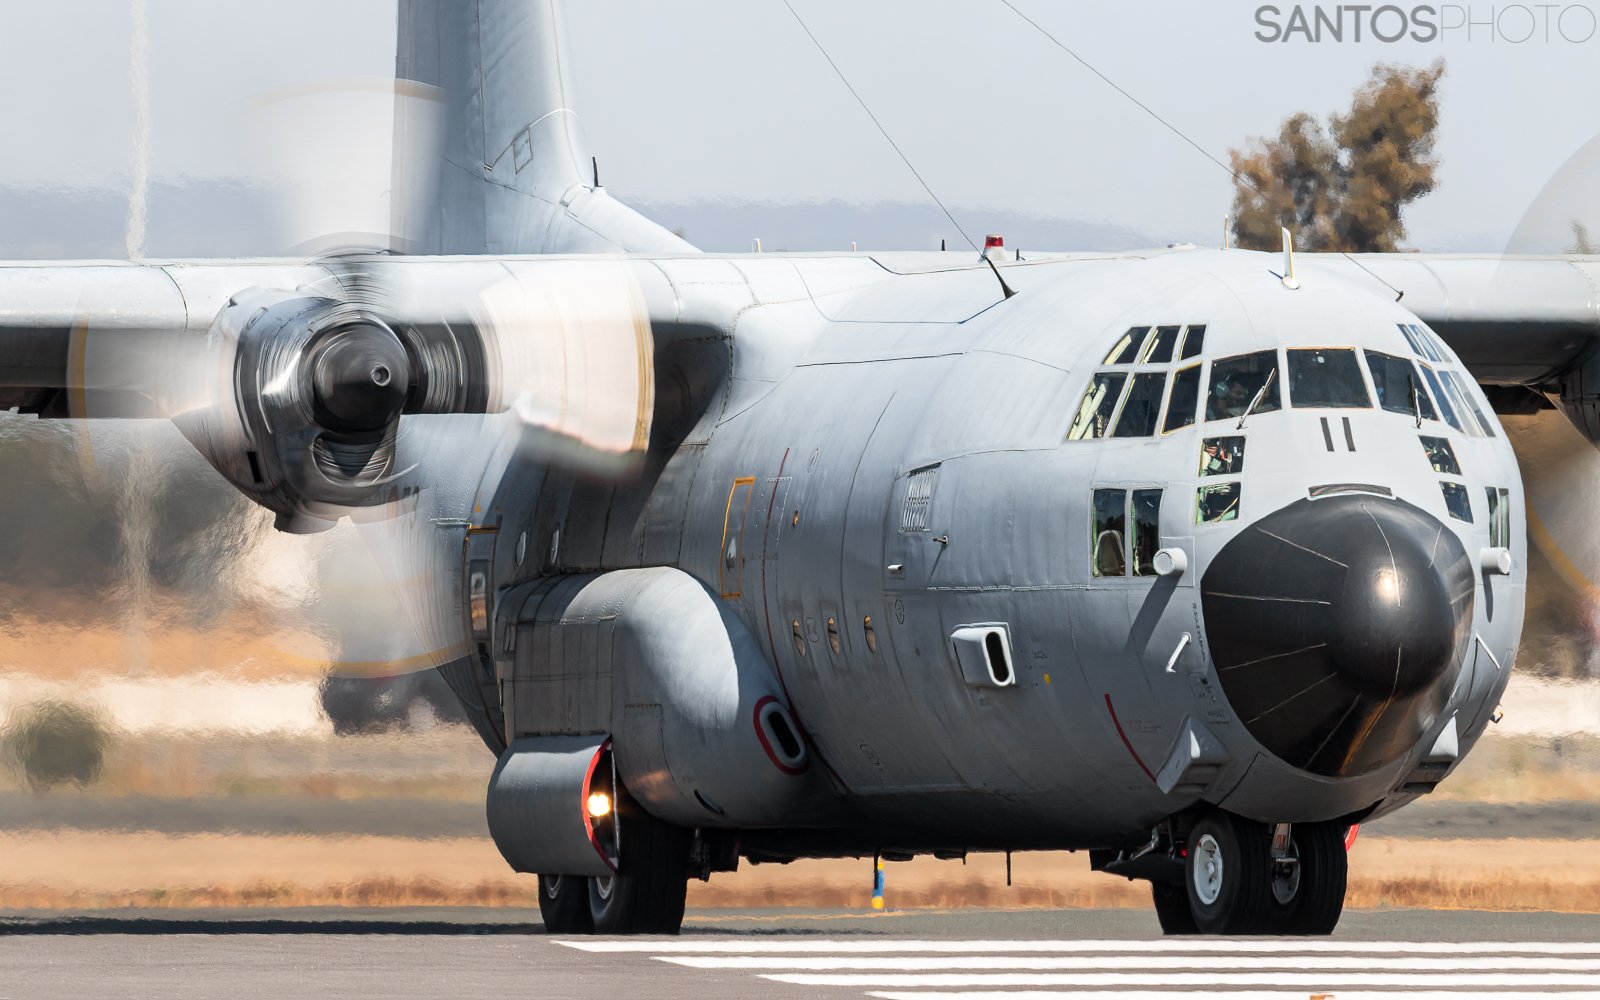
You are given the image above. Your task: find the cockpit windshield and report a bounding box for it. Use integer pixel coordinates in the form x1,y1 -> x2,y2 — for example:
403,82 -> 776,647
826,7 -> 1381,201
1287,349 -> 1371,408
1206,351 -> 1280,421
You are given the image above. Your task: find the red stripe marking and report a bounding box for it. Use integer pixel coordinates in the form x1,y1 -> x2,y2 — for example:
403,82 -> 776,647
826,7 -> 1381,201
1104,693 -> 1156,783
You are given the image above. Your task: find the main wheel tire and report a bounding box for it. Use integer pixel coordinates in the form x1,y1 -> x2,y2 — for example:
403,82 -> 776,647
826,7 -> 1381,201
1278,822 -> 1348,935
1185,811 -> 1274,935
587,795 -> 691,934
1151,880 -> 1198,935
538,874 -> 594,934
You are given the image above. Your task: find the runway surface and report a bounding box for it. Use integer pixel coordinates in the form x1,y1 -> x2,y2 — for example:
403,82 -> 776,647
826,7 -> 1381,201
5,908 -> 1600,999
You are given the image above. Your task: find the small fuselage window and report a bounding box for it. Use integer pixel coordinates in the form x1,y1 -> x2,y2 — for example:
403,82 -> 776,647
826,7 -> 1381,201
1419,436 -> 1460,475
1440,481 -> 1473,522
1130,488 -> 1162,577
1091,487 -> 1164,577
1196,482 -> 1241,523
1366,350 -> 1438,420
1091,488 -> 1127,577
1200,436 -> 1246,476
1206,351 -> 1280,421
1486,487 -> 1511,547
1287,348 -> 1372,409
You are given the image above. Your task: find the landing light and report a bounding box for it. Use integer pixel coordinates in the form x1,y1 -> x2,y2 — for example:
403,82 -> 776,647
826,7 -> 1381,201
586,791 -> 613,819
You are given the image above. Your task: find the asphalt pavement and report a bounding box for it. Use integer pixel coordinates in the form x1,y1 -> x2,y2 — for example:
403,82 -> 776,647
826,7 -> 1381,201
4,907 -> 1600,1000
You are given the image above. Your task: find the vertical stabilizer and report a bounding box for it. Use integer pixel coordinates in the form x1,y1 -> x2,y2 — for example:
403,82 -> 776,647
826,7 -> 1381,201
394,0 -> 694,256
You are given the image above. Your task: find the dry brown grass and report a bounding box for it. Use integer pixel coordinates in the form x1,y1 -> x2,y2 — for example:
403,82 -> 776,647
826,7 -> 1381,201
3,832 -> 1598,913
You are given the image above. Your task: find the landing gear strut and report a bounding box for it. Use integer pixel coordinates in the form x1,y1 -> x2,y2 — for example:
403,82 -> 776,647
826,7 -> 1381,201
1178,811 -> 1347,935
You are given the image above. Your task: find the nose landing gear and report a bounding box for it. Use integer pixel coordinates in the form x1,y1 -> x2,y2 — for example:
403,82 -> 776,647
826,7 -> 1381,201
1178,811 -> 1348,935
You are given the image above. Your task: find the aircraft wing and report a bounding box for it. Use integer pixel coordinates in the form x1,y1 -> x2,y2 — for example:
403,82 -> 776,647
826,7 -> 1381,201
1308,254 -> 1600,387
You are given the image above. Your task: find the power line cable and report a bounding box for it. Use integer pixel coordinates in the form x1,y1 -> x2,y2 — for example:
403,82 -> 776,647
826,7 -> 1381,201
781,0 -> 978,251
997,0 -> 1405,299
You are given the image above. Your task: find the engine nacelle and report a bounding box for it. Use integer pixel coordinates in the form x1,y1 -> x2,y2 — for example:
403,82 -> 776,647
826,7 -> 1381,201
496,567 -> 820,830
177,289 -> 412,530
179,287 -> 489,531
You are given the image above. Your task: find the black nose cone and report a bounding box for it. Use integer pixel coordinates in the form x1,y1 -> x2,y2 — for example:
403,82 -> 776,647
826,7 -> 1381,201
1200,494 -> 1474,777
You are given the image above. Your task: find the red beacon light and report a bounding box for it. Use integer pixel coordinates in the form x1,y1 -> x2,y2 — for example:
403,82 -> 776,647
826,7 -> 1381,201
980,233 -> 1007,264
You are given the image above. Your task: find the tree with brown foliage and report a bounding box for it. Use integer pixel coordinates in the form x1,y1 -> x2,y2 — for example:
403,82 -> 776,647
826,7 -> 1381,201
1231,61 -> 1445,253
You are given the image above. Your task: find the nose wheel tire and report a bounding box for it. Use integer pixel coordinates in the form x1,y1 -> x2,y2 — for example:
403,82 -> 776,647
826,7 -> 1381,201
1151,880 -> 1198,934
537,874 -> 594,934
1270,821 -> 1349,935
1184,812 -> 1274,935
1178,812 -> 1348,935
585,793 -> 691,934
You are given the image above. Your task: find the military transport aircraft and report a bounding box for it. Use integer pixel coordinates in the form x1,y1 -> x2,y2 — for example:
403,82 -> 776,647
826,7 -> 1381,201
1,0 -> 1595,936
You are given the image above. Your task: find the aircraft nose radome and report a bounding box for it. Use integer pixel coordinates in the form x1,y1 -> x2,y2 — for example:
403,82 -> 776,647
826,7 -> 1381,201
1200,494 -> 1474,778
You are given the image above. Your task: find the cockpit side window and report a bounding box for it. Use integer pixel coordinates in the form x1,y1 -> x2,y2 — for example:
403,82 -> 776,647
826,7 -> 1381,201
1442,371 -> 1497,438
1365,350 -> 1438,420
1399,323 -> 1444,362
1105,327 -> 1151,365
1179,325 -> 1206,361
1111,372 -> 1167,437
1141,325 -> 1182,364
1163,364 -> 1202,433
1091,488 -> 1128,577
1418,365 -> 1462,432
1287,348 -> 1372,409
1206,351 -> 1280,421
1066,372 -> 1128,440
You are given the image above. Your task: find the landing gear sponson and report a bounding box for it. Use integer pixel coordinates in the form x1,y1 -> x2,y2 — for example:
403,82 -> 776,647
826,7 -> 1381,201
1101,809 -> 1349,935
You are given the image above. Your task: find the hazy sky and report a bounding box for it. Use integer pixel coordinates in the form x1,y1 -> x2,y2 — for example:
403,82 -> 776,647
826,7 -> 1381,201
0,0 -> 1596,252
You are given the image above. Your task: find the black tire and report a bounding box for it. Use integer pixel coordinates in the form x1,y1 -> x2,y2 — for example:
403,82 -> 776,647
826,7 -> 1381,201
1185,811 -> 1274,935
587,794 -> 690,934
537,874 -> 594,934
1151,880 -> 1198,935
1277,822 -> 1348,935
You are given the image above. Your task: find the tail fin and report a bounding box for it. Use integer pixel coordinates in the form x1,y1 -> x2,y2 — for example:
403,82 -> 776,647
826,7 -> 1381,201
394,0 -> 693,255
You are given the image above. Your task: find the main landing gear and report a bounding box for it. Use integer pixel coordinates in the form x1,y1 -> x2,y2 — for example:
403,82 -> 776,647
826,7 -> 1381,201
1148,810 -> 1348,935
537,789 -> 691,935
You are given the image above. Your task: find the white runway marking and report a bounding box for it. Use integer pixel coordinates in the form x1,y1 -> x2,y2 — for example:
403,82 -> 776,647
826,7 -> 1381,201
560,938 -> 1600,954
556,938 -> 1600,997
661,954 -> 1600,971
